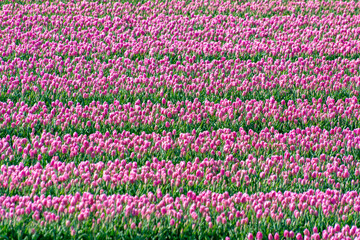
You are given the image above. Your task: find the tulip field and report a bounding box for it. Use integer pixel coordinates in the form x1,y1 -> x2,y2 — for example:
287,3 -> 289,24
2,0 -> 360,239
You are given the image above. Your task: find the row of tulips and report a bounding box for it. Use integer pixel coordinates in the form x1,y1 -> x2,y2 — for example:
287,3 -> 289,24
2,47 -> 360,104
0,190 -> 360,239
1,0 -> 359,18
1,96 -> 360,138
2,54 -> 360,106
1,126 -> 360,166
0,151 -> 358,196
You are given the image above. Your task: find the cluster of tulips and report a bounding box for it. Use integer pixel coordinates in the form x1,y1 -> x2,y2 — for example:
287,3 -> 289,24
1,0 -> 360,107
1,0 -> 360,239
0,125 -> 359,238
